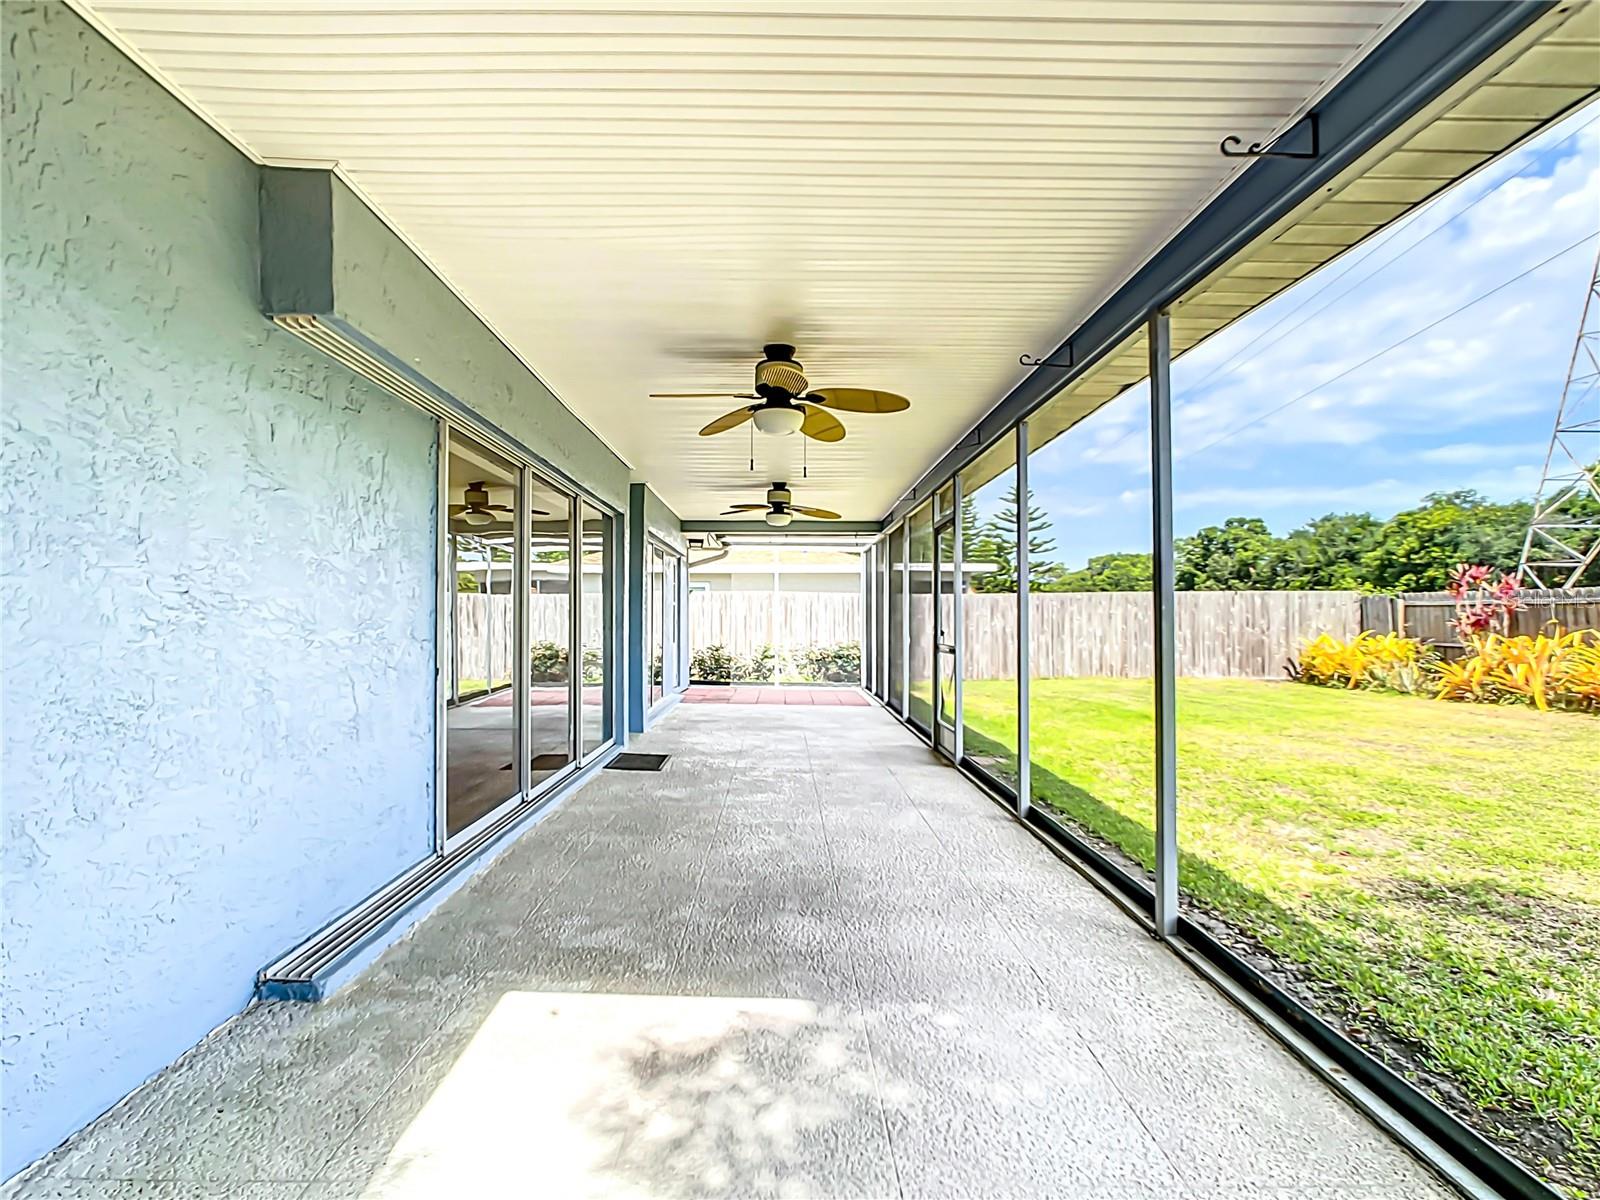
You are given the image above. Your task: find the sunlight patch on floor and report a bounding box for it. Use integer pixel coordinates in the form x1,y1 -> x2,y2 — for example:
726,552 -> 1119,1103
358,991 -> 864,1199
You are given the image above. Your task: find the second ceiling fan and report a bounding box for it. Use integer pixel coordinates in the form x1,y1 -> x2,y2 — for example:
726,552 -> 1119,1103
723,482 -> 840,528
652,343 -> 910,442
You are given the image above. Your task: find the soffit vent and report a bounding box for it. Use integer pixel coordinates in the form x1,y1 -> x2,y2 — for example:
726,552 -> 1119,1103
274,314 -> 451,424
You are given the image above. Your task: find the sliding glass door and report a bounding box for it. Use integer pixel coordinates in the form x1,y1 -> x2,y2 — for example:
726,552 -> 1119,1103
443,429 -> 524,839
578,502 -> 611,758
648,545 -> 664,707
440,425 -> 618,845
933,516 -> 958,758
527,475 -> 573,789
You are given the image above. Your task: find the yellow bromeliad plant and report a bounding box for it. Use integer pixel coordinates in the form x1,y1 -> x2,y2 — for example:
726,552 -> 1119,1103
1560,635 -> 1600,708
1433,653 -> 1494,703
1299,626 -> 1600,712
1296,631 -> 1423,690
1432,628 -> 1600,711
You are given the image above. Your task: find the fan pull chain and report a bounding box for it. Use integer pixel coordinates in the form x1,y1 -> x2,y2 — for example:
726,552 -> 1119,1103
749,420 -> 754,473
803,433 -> 808,479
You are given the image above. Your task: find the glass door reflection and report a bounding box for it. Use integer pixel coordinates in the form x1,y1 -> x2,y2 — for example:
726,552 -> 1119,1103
527,476 -> 573,789
444,431 -> 522,839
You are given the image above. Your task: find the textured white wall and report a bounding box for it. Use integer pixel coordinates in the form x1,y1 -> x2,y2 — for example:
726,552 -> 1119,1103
1,6 -> 437,1176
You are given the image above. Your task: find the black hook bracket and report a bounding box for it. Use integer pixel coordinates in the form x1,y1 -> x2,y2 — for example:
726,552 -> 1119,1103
1221,112 -> 1319,160
1020,344 -> 1073,370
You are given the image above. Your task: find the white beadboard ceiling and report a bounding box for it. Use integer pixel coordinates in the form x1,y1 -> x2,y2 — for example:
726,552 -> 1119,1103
81,0 -> 1413,521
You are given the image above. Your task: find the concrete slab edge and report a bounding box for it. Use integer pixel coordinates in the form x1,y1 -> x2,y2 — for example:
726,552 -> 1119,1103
257,745 -> 620,1003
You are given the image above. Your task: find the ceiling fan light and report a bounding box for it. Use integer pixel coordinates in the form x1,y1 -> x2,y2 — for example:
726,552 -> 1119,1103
461,509 -> 495,527
764,509 -> 793,528
752,406 -> 805,436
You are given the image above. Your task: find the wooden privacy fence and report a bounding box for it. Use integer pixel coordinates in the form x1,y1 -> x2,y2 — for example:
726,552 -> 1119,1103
689,591 -> 861,658
688,588 -> 1361,679
453,593 -> 603,686
1361,587 -> 1600,653
472,586 -> 1600,686
954,590 -> 1361,680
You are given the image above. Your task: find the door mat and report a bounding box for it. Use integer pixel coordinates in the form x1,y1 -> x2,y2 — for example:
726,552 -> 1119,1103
606,753 -> 670,772
502,754 -> 572,772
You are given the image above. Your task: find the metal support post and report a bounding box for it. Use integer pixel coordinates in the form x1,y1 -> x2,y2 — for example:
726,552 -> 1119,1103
1149,309 -> 1179,939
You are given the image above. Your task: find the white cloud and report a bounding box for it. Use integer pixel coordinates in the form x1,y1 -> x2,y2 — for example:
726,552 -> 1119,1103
1414,441 -> 1550,466
1156,113 -> 1600,469
1027,108 -> 1599,562
1174,479 -> 1420,513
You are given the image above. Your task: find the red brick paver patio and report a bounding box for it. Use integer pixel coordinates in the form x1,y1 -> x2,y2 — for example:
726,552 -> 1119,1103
683,685 -> 871,706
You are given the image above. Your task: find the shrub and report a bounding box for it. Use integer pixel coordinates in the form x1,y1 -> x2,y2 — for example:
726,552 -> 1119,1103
581,646 -> 602,685
528,640 -> 568,682
691,644 -> 739,683
740,644 -> 781,683
796,641 -> 862,682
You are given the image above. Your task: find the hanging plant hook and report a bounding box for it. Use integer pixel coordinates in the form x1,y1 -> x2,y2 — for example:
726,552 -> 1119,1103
1221,112 -> 1320,160
1019,343 -> 1073,370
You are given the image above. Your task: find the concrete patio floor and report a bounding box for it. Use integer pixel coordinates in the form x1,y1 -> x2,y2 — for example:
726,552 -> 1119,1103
4,702 -> 1453,1200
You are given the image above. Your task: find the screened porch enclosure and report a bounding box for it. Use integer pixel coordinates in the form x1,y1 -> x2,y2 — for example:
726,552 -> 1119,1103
5,1 -> 1597,1195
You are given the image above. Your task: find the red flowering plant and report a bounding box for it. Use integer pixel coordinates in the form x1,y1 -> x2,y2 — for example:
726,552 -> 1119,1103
1447,562 -> 1522,644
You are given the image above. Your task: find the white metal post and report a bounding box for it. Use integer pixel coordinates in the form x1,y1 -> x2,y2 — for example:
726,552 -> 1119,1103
1149,309 -> 1179,939
434,423 -> 451,851
568,494 -> 581,766
515,467 -> 532,801
1016,422 -> 1031,820
859,545 -> 870,691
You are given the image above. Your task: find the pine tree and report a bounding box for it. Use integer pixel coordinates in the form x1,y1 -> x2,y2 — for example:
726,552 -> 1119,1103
970,484 -> 1057,593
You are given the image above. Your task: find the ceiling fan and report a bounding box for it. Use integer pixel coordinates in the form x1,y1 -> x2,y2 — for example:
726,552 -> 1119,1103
723,482 -> 841,528
651,344 -> 910,442
449,481 -> 548,528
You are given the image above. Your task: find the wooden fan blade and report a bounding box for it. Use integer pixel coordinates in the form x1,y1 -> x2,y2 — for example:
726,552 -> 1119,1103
807,387 -> 910,413
721,504 -> 769,514
652,392 -> 757,398
798,404 -> 845,443
699,406 -> 757,436
789,505 -> 841,520
448,504 -> 468,515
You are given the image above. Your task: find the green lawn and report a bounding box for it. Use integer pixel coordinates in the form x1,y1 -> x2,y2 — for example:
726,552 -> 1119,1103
957,676 -> 1599,1191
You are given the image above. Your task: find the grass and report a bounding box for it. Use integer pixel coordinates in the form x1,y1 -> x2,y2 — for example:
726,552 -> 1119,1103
954,676 -> 1600,1191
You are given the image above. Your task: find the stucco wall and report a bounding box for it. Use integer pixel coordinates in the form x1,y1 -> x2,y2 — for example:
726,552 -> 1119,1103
0,6 -> 437,1178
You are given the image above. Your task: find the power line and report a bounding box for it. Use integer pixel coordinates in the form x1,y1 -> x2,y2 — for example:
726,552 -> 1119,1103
1080,110 -> 1600,467
1176,231 -> 1599,465
1176,111 -> 1600,399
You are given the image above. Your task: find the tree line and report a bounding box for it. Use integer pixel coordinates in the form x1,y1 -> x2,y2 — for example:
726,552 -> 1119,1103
959,483 -> 1599,593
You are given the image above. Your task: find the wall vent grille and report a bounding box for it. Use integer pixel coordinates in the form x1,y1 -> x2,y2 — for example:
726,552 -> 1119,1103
274,314 -> 450,423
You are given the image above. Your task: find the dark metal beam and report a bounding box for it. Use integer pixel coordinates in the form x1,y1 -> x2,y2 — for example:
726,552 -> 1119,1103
885,0 -> 1553,526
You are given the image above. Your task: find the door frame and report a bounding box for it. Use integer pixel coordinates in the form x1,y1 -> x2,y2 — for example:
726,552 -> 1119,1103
932,509 -> 959,761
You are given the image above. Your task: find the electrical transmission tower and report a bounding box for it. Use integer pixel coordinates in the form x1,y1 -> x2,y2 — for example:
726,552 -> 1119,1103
1519,244 -> 1600,589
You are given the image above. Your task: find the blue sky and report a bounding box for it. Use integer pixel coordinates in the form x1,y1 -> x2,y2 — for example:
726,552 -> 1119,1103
1004,103 -> 1600,569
